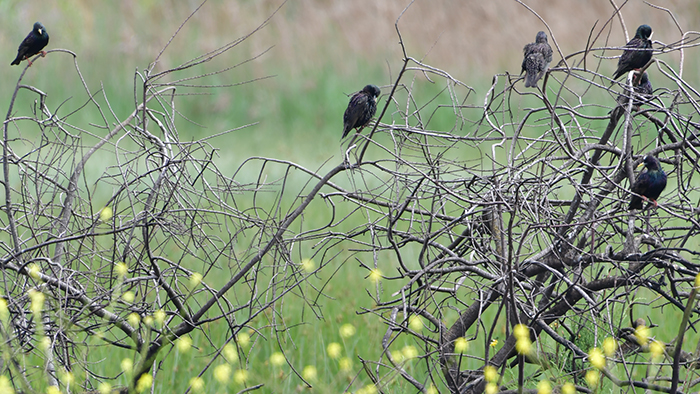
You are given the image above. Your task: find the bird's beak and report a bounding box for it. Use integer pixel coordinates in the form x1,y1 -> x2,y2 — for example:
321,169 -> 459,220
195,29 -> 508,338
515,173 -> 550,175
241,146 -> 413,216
648,31 -> 653,40
636,162 -> 644,169
38,29 -> 42,35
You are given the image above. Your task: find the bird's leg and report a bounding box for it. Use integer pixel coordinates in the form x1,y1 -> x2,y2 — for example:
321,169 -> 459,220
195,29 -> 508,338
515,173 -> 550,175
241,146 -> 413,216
40,51 -> 47,57
631,70 -> 643,86
651,199 -> 658,207
27,59 -> 33,67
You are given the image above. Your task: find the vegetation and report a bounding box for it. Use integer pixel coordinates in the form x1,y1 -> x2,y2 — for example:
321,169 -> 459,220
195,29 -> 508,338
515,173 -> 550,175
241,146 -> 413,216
1,1 -> 700,394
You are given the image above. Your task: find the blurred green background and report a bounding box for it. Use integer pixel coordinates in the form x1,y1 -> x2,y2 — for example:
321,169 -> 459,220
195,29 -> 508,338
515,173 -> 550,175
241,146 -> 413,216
2,1 -> 700,392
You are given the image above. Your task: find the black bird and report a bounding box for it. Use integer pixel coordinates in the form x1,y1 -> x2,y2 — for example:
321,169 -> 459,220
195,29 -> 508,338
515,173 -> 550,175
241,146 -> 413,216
521,31 -> 553,88
342,84 -> 380,139
629,155 -> 667,210
613,24 -> 653,80
11,22 -> 49,66
616,72 -> 653,108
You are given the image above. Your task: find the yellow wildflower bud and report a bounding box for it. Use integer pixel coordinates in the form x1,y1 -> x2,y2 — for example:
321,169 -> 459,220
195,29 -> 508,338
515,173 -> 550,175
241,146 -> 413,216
588,347 -> 605,370
454,337 -> 469,353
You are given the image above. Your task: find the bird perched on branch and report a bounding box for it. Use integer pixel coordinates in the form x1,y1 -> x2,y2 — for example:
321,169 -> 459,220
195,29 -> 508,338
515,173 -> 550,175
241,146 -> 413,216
612,24 -> 653,80
521,31 -> 553,88
342,84 -> 380,139
11,22 -> 49,66
629,155 -> 667,210
616,71 -> 653,108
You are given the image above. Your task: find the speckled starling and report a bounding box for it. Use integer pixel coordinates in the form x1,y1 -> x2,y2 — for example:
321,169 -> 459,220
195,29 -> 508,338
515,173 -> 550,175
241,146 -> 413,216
521,31 -> 553,88
629,155 -> 667,210
616,72 -> 653,108
342,84 -> 380,139
613,24 -> 652,80
11,22 -> 49,66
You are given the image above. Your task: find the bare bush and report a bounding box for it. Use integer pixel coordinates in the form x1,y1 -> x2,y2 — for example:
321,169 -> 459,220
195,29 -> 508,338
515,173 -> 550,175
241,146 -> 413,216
332,4 -> 700,394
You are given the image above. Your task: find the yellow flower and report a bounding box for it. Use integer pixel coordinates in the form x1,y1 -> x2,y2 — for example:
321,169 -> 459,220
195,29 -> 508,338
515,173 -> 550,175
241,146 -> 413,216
233,369 -> 248,385
409,315 -> 423,331
190,272 -> 203,288
426,385 -> 438,394
122,291 -> 135,303
0,298 -> 9,321
121,358 -> 133,373
515,337 -> 532,355
143,316 -> 154,326
402,345 -> 418,359
29,289 -> 45,315
62,371 -> 74,388
454,337 -> 469,353
115,262 -> 128,277
0,375 -> 15,394
223,343 -> 239,363
650,340 -> 665,359
98,382 -> 112,394
537,379 -> 551,394
361,384 -> 377,394
339,323 -> 356,338
40,336 -> 51,351
237,332 -> 250,348
100,206 -> 113,221
339,357 -> 353,371
189,376 -> 204,392
490,339 -> 498,348
154,309 -> 166,325
46,386 -> 60,394
127,313 -> 141,327
485,382 -> 498,394
483,365 -> 498,383
513,324 -> 529,340
301,258 -> 315,272
368,269 -> 382,283
588,347 -> 605,370
214,364 -> 231,383
302,365 -> 317,382
327,342 -> 342,359
635,325 -> 650,346
136,373 -> 152,392
561,382 -> 575,394
176,336 -> 192,353
602,337 -> 617,357
27,263 -> 41,279
270,351 -> 286,366
585,370 -> 600,386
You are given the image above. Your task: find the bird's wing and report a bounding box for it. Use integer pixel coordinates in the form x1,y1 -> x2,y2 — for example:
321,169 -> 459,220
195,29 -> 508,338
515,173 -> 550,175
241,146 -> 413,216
18,31 -> 38,52
342,93 -> 369,137
631,172 -> 650,196
543,43 -> 553,64
524,52 -> 545,87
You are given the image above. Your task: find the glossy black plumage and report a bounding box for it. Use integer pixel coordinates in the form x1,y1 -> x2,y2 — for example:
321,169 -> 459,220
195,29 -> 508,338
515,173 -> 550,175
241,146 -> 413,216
11,22 -> 49,66
521,31 -> 553,88
342,84 -> 380,139
613,24 -> 653,80
629,155 -> 667,210
616,72 -> 653,108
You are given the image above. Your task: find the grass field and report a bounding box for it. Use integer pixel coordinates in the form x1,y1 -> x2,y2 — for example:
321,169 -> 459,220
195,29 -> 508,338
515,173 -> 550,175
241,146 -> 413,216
2,1 -> 700,393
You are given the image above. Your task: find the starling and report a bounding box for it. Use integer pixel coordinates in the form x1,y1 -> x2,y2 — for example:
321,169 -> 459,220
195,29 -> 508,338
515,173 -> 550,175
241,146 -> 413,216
521,31 -> 553,88
342,84 -> 380,139
629,155 -> 667,210
616,71 -> 653,108
612,24 -> 653,80
11,22 -> 49,66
